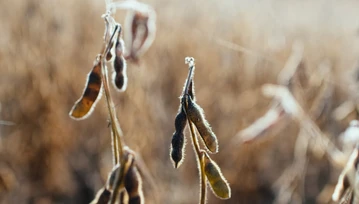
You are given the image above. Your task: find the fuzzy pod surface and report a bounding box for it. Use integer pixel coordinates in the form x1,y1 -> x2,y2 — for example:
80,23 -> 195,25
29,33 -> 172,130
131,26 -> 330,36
186,96 -> 218,153
125,161 -> 144,204
91,187 -> 111,204
171,105 -> 187,168
203,153 -> 231,199
69,56 -> 103,119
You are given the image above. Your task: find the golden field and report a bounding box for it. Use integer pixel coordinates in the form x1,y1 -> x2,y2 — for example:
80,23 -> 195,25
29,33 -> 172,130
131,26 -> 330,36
1,0 -> 359,203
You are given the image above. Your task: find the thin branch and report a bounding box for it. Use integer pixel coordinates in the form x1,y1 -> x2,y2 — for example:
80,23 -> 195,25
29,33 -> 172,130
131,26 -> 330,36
184,57 -> 195,96
183,57 -> 207,204
101,18 -> 126,165
187,113 -> 207,204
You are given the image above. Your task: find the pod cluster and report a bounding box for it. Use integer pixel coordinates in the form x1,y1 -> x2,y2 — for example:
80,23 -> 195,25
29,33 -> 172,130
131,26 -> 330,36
68,16 -> 127,120
69,6 -> 155,203
170,57 -> 231,200
91,147 -> 144,204
69,2 -> 156,120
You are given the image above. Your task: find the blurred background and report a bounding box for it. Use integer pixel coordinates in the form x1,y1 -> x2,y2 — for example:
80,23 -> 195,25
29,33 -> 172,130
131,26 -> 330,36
1,0 -> 359,203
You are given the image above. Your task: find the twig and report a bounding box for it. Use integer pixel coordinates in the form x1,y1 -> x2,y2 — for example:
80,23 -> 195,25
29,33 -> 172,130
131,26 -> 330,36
101,16 -> 125,165
187,119 -> 207,204
182,57 -> 207,204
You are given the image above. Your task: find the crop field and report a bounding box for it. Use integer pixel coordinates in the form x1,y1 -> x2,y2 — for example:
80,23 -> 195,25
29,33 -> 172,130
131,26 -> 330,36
1,0 -> 359,203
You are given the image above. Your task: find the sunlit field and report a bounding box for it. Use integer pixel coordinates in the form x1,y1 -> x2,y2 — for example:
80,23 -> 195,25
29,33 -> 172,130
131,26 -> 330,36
1,0 -> 359,203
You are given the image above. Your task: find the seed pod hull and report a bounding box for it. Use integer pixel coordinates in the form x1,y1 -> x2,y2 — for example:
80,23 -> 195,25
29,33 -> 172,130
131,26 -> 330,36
188,79 -> 195,101
104,16 -> 116,62
128,196 -> 142,204
106,42 -> 114,61
175,106 -> 187,131
107,164 -> 120,191
124,10 -> 156,61
112,27 -> 128,92
181,78 -> 195,101
90,187 -> 111,204
69,57 -> 103,119
125,161 -> 144,204
171,106 -> 187,168
171,132 -> 185,168
186,96 -> 218,153
203,153 -> 231,199
112,56 -> 127,91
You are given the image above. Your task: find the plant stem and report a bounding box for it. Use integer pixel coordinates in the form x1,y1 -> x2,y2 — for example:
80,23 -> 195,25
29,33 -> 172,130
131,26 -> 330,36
184,57 -> 195,96
102,57 -> 125,163
100,23 -> 125,165
100,20 -> 130,203
183,57 -> 206,204
187,114 -> 207,204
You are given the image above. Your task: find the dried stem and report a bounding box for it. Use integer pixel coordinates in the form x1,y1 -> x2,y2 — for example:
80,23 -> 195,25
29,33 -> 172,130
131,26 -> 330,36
101,21 -> 126,165
199,149 -> 207,204
101,16 -> 129,203
184,57 -> 195,95
183,57 -> 207,204
186,112 -> 207,204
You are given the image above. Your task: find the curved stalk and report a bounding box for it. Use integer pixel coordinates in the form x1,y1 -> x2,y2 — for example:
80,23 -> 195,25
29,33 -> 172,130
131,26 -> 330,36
187,118 -> 207,204
100,23 -> 126,165
183,57 -> 207,204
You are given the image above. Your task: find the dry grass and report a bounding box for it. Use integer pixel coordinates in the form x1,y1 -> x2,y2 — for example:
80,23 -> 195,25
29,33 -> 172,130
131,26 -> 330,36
1,0 -> 359,203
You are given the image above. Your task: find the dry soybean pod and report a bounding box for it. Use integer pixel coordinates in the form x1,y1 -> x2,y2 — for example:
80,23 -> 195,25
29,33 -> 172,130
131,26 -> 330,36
90,187 -> 111,204
69,55 -> 103,119
203,152 -> 231,199
170,69 -> 194,168
107,164 -> 120,191
104,15 -> 116,62
106,165 -> 128,204
112,24 -> 128,92
124,157 -> 144,204
124,9 -> 156,61
186,96 -> 218,153
170,104 -> 187,168
188,78 -> 195,101
124,11 -> 148,61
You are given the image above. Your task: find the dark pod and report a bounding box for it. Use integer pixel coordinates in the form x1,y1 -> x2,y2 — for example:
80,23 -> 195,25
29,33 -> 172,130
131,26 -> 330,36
90,187 -> 111,204
188,79 -> 195,101
171,106 -> 187,168
104,18 -> 116,62
107,164 -> 120,191
112,25 -> 128,92
124,159 -> 144,204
